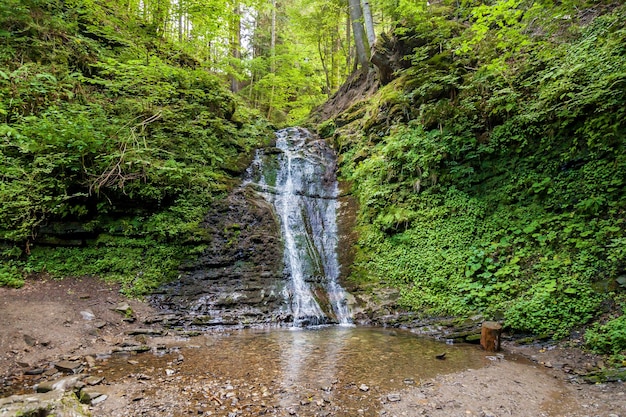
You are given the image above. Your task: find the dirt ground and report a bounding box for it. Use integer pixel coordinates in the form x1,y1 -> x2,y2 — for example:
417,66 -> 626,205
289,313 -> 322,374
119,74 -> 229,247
1,276 -> 625,417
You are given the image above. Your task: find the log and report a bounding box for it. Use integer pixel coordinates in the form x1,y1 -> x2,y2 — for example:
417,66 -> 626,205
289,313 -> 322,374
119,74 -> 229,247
480,321 -> 502,352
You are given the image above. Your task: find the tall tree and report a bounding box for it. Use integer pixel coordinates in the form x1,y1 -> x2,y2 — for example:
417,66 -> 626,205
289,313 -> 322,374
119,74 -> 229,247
348,0 -> 370,69
361,0 -> 375,47
230,1 -> 242,92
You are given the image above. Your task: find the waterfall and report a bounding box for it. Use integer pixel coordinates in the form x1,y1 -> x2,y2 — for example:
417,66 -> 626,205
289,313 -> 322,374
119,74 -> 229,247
246,127 -> 351,326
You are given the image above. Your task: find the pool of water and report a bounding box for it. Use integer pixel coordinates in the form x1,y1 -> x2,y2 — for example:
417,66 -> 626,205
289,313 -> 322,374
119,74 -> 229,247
98,326 -> 494,416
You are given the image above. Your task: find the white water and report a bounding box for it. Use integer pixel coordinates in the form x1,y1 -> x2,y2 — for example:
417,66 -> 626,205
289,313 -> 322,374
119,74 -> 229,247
245,127 -> 351,326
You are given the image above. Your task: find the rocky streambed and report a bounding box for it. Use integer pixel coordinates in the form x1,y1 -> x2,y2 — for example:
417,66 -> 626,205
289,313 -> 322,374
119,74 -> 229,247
2,276 -> 626,417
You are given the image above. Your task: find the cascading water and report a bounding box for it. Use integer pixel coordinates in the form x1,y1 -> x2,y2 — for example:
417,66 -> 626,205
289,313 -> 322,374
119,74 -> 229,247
245,127 -> 351,326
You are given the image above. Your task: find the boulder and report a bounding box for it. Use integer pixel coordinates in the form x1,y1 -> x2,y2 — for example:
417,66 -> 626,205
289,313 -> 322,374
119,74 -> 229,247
0,391 -> 90,417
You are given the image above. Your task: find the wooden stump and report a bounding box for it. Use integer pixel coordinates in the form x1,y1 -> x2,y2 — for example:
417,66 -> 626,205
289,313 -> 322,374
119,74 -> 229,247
480,321 -> 502,352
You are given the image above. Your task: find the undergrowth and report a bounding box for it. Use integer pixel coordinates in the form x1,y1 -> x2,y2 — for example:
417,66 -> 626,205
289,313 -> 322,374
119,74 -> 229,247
326,1 -> 626,346
0,0 -> 271,294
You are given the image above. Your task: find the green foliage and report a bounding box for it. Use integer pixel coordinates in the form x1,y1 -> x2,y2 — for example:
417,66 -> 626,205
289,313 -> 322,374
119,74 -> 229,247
0,260 -> 25,288
585,313 -> 626,356
241,44 -> 328,125
332,2 -> 626,338
504,278 -> 600,339
25,237 -> 203,297
0,0 -> 272,294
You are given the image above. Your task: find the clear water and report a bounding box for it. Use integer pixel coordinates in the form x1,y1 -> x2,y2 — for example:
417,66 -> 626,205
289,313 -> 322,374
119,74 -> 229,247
100,327 -> 493,416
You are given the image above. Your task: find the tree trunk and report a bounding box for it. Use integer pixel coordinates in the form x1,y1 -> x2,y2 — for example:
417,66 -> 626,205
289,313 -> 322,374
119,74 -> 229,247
270,0 -> 276,73
178,0 -> 184,43
348,0 -> 369,70
480,321 -> 502,352
332,21 -> 341,91
230,1 -> 241,93
361,0 -> 375,48
345,12 -> 352,74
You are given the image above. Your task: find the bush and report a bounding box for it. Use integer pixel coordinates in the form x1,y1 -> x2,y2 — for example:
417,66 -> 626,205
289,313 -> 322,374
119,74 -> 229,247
586,314 -> 626,356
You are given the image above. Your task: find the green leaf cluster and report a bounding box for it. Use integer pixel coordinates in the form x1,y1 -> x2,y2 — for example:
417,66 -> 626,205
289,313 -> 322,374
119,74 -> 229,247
585,313 -> 626,357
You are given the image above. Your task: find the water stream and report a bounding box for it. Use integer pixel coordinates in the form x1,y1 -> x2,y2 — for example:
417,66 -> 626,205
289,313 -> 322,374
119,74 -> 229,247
246,127 -> 350,326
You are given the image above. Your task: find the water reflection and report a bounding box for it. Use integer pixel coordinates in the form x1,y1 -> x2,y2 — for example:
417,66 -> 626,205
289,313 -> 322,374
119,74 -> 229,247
99,327 -> 490,416
278,328 -> 352,408
272,327 -> 485,390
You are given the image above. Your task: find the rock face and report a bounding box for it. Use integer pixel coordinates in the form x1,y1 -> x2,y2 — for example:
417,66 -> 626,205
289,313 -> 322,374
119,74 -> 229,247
150,186 -> 288,327
151,128 -> 352,328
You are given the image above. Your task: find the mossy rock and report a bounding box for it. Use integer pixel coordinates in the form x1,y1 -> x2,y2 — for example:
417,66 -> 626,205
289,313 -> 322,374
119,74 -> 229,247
583,367 -> 626,383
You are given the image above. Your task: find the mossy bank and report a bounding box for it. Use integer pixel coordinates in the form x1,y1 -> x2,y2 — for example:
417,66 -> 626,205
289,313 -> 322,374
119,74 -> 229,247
315,1 -> 626,363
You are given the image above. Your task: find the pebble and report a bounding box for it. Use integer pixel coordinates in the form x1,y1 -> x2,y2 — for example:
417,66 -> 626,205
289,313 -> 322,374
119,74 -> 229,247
387,394 -> 401,402
91,394 -> 108,405
359,384 -> 369,392
80,310 -> 95,321
23,334 -> 37,346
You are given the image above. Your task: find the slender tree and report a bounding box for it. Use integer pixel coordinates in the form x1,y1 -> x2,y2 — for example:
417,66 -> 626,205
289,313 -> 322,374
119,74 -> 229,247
230,1 -> 242,92
361,0 -> 375,48
348,0 -> 370,69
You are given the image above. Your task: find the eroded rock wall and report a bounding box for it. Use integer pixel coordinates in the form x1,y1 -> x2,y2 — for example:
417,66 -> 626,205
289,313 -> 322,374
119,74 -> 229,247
150,187 -> 288,327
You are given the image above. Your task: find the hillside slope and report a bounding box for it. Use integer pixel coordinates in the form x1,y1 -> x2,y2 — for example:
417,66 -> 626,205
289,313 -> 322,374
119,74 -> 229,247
0,0 -> 272,294
318,1 -> 626,357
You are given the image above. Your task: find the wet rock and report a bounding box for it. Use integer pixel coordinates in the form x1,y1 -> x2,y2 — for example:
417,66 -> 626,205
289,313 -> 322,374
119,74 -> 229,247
36,375 -> 82,393
54,360 -> 84,374
79,387 -> 106,404
150,188 -> 287,328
